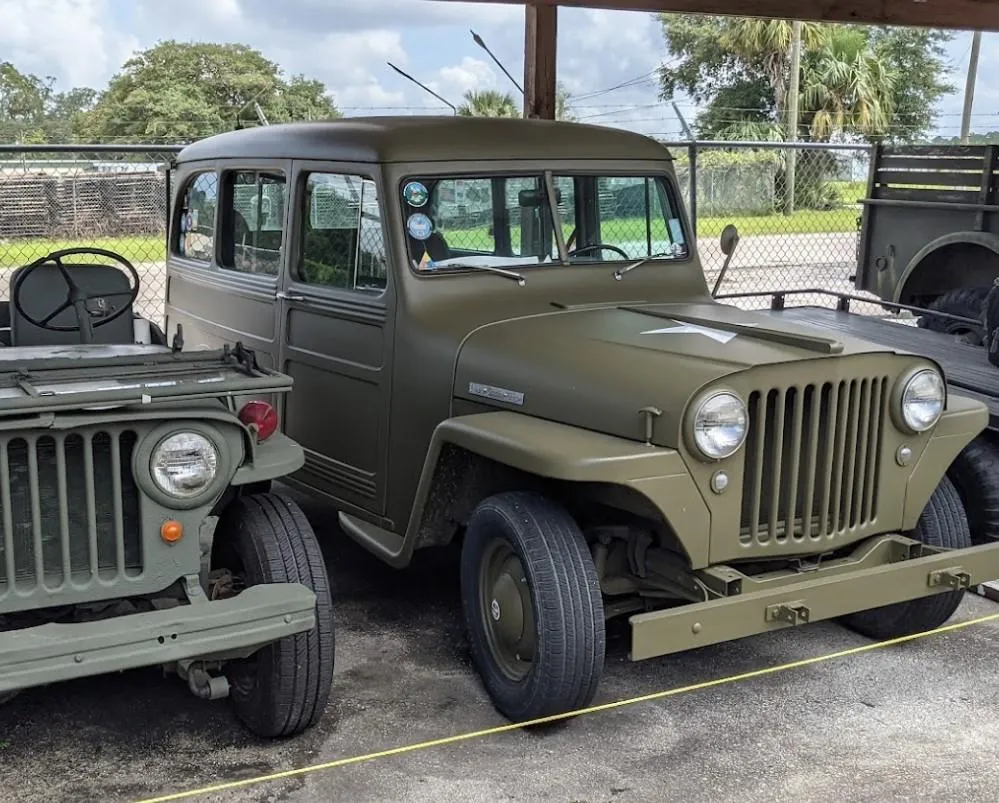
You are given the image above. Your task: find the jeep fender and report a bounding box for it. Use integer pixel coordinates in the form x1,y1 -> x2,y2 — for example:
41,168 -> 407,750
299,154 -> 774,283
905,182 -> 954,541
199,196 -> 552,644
337,411 -> 712,570
894,231 -> 999,304
231,432 -> 306,485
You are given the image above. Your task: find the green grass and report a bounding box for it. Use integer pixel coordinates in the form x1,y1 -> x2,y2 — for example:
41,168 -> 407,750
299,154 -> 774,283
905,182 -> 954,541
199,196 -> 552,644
443,206 -> 859,253
0,235 -> 165,268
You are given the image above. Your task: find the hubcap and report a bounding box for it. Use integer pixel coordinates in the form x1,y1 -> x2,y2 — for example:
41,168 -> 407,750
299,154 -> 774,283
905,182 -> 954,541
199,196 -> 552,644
479,539 -> 536,681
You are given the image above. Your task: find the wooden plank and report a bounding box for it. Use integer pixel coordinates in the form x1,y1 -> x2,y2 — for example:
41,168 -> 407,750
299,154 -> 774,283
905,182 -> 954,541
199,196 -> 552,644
524,3 -> 558,120
431,0 -> 999,31
882,145 -> 986,158
878,156 -> 986,172
875,170 -> 985,188
871,186 -> 982,204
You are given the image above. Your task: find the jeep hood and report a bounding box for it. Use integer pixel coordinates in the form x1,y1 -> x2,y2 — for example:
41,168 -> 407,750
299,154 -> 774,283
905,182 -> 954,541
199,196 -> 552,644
452,301 -> 898,447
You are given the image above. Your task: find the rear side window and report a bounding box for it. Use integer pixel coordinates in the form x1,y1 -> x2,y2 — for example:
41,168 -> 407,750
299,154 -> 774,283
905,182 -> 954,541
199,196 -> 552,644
222,170 -> 287,276
297,172 -> 386,293
175,172 -> 218,262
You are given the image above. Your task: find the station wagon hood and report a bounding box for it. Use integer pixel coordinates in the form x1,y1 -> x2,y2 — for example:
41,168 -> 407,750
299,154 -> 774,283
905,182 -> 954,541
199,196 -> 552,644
452,301 -> 899,446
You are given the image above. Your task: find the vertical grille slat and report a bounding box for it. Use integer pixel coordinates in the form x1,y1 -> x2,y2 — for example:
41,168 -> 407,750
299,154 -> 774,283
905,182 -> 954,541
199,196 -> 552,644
0,443 -> 13,593
0,428 -> 143,603
111,434 -> 126,576
56,434 -> 72,586
766,389 -> 787,544
741,375 -> 886,548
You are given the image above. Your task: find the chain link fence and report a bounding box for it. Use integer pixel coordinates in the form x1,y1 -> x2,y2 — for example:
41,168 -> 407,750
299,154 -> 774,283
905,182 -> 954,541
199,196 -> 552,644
0,140 -> 895,330
0,145 -> 181,329
664,140 -> 895,317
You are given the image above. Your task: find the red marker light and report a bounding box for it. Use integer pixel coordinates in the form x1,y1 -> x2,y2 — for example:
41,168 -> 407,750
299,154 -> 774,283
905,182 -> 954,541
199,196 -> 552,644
238,401 -> 279,441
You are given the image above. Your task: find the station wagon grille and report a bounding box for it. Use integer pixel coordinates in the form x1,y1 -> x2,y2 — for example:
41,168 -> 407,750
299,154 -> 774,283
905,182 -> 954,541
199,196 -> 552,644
0,430 -> 142,597
740,377 -> 888,546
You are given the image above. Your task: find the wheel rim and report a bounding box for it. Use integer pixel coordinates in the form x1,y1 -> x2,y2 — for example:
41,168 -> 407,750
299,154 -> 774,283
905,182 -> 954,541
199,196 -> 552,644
478,538 -> 536,681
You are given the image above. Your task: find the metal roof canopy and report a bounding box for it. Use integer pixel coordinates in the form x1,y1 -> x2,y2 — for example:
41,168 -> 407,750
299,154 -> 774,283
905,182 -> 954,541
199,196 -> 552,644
431,0 -> 999,120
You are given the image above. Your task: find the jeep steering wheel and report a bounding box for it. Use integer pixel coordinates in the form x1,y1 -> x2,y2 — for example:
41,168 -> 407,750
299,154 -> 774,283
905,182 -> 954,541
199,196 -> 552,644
12,247 -> 141,344
568,243 -> 630,260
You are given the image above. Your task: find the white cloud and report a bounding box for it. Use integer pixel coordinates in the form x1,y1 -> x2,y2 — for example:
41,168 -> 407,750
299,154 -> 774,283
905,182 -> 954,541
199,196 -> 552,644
0,0 -> 987,141
0,0 -> 139,88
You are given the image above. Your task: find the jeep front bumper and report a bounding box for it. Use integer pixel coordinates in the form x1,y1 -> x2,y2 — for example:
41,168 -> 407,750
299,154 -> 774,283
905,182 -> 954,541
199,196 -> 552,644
629,535 -> 999,661
0,583 -> 316,694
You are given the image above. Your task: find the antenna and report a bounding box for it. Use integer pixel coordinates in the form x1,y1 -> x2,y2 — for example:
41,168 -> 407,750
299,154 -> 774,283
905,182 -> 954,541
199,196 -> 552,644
471,29 -> 523,95
386,62 -> 457,114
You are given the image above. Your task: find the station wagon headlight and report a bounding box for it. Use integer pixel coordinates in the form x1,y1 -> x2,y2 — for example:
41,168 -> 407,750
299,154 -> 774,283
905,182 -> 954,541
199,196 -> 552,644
151,432 -> 220,498
900,368 -> 944,433
691,391 -> 748,460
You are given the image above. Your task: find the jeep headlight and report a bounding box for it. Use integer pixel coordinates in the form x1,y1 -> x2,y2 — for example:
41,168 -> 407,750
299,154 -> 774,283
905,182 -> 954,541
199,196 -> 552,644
151,432 -> 219,498
901,368 -> 944,432
692,391 -> 748,459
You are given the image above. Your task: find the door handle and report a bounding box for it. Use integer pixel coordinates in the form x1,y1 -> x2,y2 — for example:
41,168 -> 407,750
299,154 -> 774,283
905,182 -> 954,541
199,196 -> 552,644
277,291 -> 305,302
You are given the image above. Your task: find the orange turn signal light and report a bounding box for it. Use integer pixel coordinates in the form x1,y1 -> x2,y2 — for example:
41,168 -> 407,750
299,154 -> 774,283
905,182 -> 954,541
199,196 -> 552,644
161,520 -> 184,543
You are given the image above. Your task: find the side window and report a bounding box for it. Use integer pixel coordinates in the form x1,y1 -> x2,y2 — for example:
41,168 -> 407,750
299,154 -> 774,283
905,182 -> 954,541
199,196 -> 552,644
175,172 -> 218,262
299,172 -> 386,293
222,170 -> 286,275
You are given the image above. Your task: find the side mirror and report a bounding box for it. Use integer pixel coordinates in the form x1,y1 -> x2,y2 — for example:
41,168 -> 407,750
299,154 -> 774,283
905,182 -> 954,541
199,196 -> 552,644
711,223 -> 741,298
720,223 -> 740,256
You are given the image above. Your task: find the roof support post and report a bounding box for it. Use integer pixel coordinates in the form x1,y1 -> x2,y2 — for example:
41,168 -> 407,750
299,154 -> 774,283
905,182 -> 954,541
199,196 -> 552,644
524,2 -> 557,119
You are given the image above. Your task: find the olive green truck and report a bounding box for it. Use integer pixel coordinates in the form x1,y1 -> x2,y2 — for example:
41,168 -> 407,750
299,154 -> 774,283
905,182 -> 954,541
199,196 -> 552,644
159,115 -> 999,725
6,116 -> 999,735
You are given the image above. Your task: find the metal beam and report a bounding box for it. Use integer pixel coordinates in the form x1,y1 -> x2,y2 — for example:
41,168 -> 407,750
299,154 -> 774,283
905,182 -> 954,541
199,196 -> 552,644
430,0 -> 999,31
524,4 -> 558,119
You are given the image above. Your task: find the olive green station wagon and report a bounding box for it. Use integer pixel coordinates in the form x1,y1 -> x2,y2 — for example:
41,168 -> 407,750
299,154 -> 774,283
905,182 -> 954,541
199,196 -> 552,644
164,116 -> 999,723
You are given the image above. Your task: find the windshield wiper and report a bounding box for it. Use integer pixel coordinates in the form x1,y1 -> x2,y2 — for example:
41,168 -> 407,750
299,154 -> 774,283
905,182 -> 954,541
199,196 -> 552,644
440,262 -> 526,285
613,250 -> 681,281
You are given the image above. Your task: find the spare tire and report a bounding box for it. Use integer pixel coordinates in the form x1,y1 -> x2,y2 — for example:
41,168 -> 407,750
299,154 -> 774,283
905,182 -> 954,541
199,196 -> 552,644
947,434 -> 999,545
916,287 -> 988,345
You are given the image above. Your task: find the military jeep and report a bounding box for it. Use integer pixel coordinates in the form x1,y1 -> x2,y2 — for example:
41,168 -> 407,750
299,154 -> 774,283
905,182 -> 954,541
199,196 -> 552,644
0,246 -> 334,738
164,116 -> 999,724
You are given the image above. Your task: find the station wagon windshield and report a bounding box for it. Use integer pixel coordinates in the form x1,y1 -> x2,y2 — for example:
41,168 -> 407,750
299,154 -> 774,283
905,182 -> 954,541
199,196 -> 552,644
400,172 -> 689,273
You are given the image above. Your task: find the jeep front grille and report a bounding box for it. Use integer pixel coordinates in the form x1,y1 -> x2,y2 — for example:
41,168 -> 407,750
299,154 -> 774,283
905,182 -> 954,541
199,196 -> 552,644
740,377 -> 888,546
0,430 -> 142,597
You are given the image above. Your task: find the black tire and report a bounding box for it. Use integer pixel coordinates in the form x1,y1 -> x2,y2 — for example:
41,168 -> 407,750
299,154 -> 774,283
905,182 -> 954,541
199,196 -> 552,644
460,491 -> 605,723
916,287 -> 988,345
839,475 -> 970,640
213,492 -> 334,738
947,435 -> 999,545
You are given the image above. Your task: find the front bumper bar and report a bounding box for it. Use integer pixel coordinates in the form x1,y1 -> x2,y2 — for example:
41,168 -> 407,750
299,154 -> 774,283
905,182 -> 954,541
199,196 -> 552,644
0,583 -> 316,694
629,537 -> 999,661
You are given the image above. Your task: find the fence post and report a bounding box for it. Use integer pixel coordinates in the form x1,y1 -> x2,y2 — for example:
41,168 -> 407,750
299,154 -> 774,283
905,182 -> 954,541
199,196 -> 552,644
688,141 -> 698,237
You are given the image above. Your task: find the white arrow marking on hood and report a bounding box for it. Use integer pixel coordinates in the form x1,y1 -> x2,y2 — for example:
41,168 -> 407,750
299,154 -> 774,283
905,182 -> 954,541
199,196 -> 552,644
641,319 -> 757,344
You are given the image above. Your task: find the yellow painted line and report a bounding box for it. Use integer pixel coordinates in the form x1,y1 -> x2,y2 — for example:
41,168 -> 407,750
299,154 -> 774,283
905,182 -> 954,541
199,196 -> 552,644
133,610 -> 999,803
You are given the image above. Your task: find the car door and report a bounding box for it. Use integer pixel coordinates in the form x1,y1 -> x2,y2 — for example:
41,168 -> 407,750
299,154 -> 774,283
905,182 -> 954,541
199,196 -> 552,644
277,160 -> 394,520
164,159 -> 291,371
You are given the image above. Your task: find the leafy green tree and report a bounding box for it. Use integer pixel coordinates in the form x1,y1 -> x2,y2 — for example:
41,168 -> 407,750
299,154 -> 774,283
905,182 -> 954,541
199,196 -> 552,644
78,41 -> 340,143
656,15 -> 952,143
456,82 -> 575,120
457,88 -> 519,117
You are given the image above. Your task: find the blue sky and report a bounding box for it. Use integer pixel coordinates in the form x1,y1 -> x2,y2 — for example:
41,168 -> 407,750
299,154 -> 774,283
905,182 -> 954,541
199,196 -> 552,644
1,0 -> 996,141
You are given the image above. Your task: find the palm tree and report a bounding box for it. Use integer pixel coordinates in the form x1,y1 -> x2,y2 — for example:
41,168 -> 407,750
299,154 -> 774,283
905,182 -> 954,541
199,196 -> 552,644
456,89 -> 519,117
801,26 -> 895,140
717,19 -> 824,120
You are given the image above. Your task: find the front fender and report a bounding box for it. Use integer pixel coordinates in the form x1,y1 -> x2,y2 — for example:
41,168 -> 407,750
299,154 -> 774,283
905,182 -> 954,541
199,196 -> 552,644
902,392 -> 988,529
230,432 -> 305,485
410,411 -> 712,567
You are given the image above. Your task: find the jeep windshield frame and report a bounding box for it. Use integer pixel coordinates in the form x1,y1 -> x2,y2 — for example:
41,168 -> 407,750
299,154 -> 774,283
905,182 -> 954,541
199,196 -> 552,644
0,344 -> 292,416
398,168 -> 691,277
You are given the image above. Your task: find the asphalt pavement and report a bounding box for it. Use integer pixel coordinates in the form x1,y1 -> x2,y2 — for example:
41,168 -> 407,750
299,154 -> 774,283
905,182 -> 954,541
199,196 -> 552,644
3,484 -> 999,803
